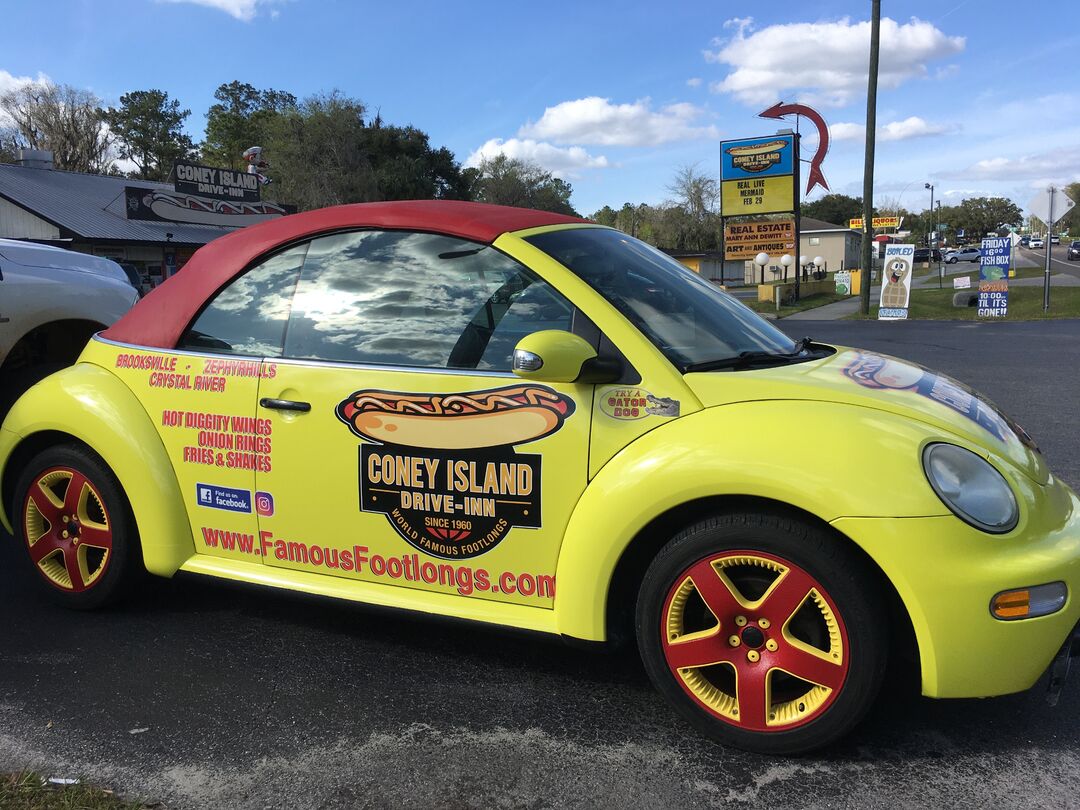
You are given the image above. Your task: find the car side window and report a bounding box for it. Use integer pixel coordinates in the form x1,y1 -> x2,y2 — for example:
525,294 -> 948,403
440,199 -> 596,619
282,230 -> 575,371
178,243 -> 308,356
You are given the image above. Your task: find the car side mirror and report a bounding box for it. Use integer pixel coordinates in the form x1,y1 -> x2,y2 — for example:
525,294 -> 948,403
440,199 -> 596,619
512,330 -> 621,384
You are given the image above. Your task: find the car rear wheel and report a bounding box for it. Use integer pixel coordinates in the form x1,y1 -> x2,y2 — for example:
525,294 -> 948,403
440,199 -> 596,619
14,444 -> 141,609
636,513 -> 887,754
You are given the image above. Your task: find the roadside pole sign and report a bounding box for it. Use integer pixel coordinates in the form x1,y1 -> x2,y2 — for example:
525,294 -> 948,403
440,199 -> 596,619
720,135 -> 796,216
1028,185 -> 1076,312
878,243 -> 915,320
1028,186 -> 1076,226
979,236 -> 1010,281
953,276 -> 971,289
723,218 -> 795,260
978,280 -> 1008,318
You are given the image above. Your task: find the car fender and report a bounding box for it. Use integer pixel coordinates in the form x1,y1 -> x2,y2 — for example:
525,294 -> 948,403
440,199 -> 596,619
554,399 -> 951,642
0,363 -> 192,575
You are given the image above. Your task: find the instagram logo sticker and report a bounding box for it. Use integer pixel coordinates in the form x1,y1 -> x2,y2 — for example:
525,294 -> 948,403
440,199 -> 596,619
255,491 -> 275,517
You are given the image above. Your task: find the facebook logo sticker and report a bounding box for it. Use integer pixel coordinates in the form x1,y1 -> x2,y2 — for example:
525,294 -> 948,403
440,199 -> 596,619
195,484 -> 252,513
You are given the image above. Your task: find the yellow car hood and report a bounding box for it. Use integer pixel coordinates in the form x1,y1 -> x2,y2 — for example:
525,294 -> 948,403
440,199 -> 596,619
684,346 -> 1049,484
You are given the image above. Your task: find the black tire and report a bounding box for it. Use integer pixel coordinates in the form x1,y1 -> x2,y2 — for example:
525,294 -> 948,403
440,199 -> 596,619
12,444 -> 142,609
636,512 -> 887,755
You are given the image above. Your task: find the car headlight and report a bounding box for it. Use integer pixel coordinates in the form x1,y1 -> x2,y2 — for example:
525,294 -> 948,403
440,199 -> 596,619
923,443 -> 1018,533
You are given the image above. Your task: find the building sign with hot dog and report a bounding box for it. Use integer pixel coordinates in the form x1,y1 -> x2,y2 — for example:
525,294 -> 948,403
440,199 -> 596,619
336,385 -> 575,559
173,159 -> 261,203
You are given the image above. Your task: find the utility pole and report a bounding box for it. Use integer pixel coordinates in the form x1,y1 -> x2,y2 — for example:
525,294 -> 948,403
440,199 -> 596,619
859,0 -> 881,315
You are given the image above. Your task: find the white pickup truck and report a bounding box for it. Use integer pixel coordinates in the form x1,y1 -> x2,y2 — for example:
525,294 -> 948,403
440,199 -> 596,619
0,239 -> 139,416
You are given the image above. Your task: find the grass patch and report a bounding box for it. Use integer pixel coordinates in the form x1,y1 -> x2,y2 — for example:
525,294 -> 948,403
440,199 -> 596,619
847,284 -> 1080,320
0,772 -> 151,809
743,291 -> 851,318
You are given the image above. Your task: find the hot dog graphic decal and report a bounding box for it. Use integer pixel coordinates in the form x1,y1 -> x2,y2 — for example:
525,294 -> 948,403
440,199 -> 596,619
336,385 -> 575,559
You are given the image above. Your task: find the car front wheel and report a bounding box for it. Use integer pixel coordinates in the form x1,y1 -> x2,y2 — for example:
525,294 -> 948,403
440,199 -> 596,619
636,513 -> 887,754
14,444 -> 141,609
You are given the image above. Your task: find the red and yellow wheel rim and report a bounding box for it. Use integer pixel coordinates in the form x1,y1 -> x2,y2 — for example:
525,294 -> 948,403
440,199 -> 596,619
661,550 -> 849,732
22,467 -> 113,593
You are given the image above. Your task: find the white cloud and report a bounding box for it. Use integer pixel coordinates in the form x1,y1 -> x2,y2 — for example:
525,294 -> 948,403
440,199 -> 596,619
518,97 -> 718,147
943,146 -> 1080,185
0,69 -> 50,96
465,138 -> 609,178
830,116 -> 957,142
686,77 -> 702,88
0,70 -> 52,127
156,0 -> 283,22
830,122 -> 866,141
706,16 -> 965,107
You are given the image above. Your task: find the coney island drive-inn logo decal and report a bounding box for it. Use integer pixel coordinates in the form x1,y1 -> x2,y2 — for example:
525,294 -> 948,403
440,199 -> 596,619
336,385 -> 574,559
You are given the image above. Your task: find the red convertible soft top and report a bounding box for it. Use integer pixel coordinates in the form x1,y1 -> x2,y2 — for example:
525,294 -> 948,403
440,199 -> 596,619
102,200 -> 586,349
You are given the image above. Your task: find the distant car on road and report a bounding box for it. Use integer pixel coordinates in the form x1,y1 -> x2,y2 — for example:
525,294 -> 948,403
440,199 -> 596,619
1050,235 -> 1061,246
1068,240 -> 1080,260
1030,237 -> 1045,249
0,240 -> 138,416
913,248 -> 942,263
1019,236 -> 1030,248
946,247 -> 981,263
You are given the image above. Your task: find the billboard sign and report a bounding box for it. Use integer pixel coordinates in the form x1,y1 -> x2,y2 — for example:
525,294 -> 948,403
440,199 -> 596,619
721,175 -> 795,215
720,134 -> 795,217
723,219 -> 796,260
878,243 -> 915,320
849,216 -> 902,230
720,136 -> 794,180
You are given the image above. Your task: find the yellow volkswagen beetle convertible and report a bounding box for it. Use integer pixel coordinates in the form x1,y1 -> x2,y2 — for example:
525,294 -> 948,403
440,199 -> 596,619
2,201 -> 1077,754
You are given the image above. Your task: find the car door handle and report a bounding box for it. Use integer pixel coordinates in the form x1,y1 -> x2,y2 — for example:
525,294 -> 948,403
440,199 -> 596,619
259,398 -> 311,413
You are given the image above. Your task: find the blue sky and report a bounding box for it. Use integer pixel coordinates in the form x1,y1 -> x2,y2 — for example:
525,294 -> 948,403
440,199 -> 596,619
2,0 -> 1078,218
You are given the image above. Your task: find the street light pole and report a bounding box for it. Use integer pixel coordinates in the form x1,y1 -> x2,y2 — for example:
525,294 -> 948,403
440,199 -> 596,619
925,182 -> 937,288
1044,185 -> 1055,312
859,0 -> 881,316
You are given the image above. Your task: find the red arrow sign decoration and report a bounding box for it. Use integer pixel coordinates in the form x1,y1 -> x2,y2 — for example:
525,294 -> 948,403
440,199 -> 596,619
758,102 -> 830,196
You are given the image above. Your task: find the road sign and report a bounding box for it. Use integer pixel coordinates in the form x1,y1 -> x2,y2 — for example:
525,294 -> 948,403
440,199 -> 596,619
957,229 -> 965,238
721,175 -> 795,215
1028,187 -> 1076,226
723,219 -> 795,260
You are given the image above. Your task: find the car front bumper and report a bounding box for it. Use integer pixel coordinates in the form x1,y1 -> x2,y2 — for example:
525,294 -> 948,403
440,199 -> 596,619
832,477 -> 1080,699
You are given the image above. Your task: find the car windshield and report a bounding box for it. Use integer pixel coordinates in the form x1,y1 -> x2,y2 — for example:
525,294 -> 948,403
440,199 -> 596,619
525,227 -> 799,370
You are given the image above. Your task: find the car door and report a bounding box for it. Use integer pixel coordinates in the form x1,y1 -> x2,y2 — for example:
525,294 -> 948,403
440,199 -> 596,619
144,243 -> 310,562
253,229 -> 593,608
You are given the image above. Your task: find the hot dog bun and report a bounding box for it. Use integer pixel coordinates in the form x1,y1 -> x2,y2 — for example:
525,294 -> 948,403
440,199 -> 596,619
337,385 -> 575,448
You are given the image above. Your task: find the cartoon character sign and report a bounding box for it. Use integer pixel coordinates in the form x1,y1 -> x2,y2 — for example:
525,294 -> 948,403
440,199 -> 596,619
878,244 -> 915,320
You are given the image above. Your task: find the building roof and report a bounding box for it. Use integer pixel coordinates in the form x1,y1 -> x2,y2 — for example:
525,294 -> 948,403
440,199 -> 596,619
801,217 -> 857,233
0,163 -> 240,245
103,200 -> 589,348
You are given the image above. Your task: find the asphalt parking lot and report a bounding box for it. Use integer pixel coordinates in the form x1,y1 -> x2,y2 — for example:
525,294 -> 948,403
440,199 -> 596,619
2,319 -> 1079,809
